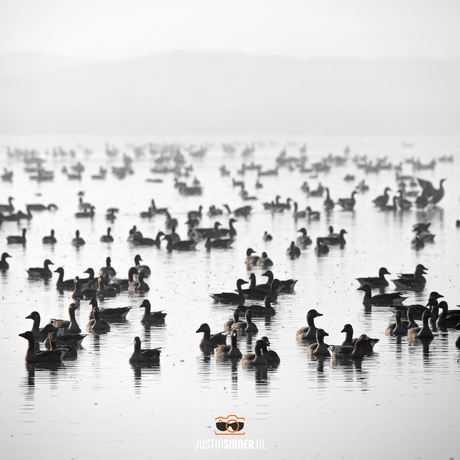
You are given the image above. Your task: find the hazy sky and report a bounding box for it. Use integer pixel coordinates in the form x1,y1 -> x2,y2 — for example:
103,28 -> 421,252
1,0 -> 459,60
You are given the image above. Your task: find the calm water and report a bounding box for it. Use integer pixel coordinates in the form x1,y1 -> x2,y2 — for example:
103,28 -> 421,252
0,136 -> 459,460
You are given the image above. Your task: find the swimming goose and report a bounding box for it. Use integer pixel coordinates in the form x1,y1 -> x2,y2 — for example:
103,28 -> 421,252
358,284 -> 407,306
256,252 -> 273,268
71,230 -> 85,247
401,307 -> 419,330
231,310 -> 258,334
244,248 -> 260,267
110,267 -> 138,291
260,336 -> 280,364
26,311 -> 59,341
329,334 -> 369,360
261,270 -> 297,293
356,267 -> 391,288
236,296 -> 276,318
19,331 -> 66,363
315,237 -> 329,254
379,196 -> 398,211
99,256 -> 116,278
51,303 -> 82,334
71,276 -> 89,300
75,205 -> 95,218
385,311 -> 408,335
306,206 -> 320,220
412,223 -> 435,243
224,310 -> 240,330
127,225 -> 143,242
86,305 -> 111,333
150,199 -> 168,215
163,234 -> 198,252
436,301 -> 460,328
324,229 -> 347,247
218,218 -> 238,238
397,190 -> 412,211
242,340 -> 268,366
6,228 -> 26,245
292,202 -> 307,219
307,329 -> 330,357
0,252 -> 12,270
323,187 -> 335,211
132,231 -> 164,247
129,337 -> 161,364
139,299 -> 166,324
95,275 -> 117,298
296,228 -> 312,248
223,204 -> 252,218
215,330 -> 242,360
373,187 -> 391,207
407,310 -> 433,340
87,298 -> 130,322
262,231 -> 273,241
196,323 -> 227,348
341,324 -> 379,354
296,309 -> 323,341
100,227 -> 114,243
188,205 -> 203,221
428,178 -> 446,205
338,191 -> 357,211
54,267 -> 76,291
286,241 -> 301,258
410,234 -> 425,249
44,331 -> 86,351
205,236 -> 234,250
42,229 -> 57,244
27,259 -> 54,279
210,279 -> 248,305
80,268 -> 98,290
208,205 -> 224,216
392,264 -> 427,290
0,196 -> 14,213
134,254 -> 151,277
128,271 -> 150,292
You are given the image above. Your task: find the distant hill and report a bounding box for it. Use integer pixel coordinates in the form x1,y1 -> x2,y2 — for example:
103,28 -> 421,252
0,51 -> 459,136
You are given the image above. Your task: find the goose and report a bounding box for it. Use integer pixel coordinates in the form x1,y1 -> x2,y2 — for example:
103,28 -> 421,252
296,228 -> 312,248
50,303 -> 82,334
110,267 -> 138,291
407,310 -> 433,340
260,336 -> 280,364
27,259 -> 54,279
128,271 -> 150,292
224,310 -> 240,330
139,299 -> 166,324
132,231 -> 164,247
0,252 -> 12,270
80,267 -> 98,290
341,324 -> 379,354
205,237 -> 234,250
196,323 -> 226,348
296,309 -> 323,341
54,267 -> 76,291
357,284 -> 407,306
100,227 -> 114,243
286,241 -> 301,258
329,334 -> 369,360
88,297 -> 130,321
385,311 -> 408,335
26,311 -> 59,341
307,329 -> 330,357
75,206 -> 95,218
392,264 -> 427,290
338,191 -> 357,211
261,270 -> 297,293
315,237 -> 329,254
373,187 -> 391,207
129,337 -> 161,364
95,275 -> 117,298
223,204 -> 252,218
218,218 -> 238,238
262,231 -> 273,241
244,248 -> 260,267
292,202 -> 307,219
210,279 -> 248,305
19,331 -> 66,363
231,310 -> 258,334
397,190 -> 412,211
86,305 -> 111,333
71,230 -> 85,247
429,178 -> 446,205
215,330 -> 242,361
436,301 -> 460,328
163,234 -> 198,252
324,229 -> 347,247
323,187 -> 335,211
6,228 -> 26,245
306,206 -> 320,220
98,256 -> 116,278
356,267 -> 391,288
0,196 -> 14,213
133,254 -> 151,277
42,229 -> 57,244
402,307 -> 419,330
256,252 -> 273,268
242,340 -> 268,366
379,196 -> 398,211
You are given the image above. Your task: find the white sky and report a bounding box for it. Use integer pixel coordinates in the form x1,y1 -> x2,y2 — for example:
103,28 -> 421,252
0,0 -> 459,60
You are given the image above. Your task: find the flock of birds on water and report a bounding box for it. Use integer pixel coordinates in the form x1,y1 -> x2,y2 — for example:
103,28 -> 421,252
1,141 -> 460,371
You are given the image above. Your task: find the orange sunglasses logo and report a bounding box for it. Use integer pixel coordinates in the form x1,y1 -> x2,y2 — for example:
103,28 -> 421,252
215,415 -> 245,435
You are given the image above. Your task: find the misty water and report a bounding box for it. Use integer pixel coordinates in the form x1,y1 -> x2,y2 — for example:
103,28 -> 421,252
0,136 -> 459,460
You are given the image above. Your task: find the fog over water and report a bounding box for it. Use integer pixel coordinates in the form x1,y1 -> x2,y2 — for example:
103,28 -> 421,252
0,136 -> 459,459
